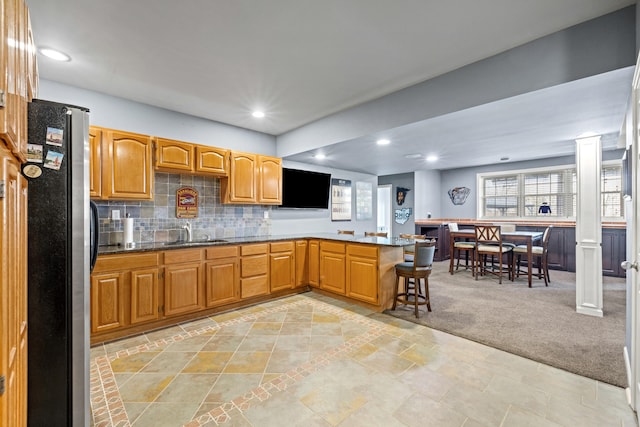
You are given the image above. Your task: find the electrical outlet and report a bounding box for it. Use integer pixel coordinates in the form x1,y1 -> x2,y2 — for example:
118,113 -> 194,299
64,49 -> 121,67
111,209 -> 120,220
264,211 -> 269,219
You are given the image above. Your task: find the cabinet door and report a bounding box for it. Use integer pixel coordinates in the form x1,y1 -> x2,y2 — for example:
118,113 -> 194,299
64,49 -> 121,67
295,240 -> 308,287
91,272 -> 126,333
0,151 -> 27,426
320,251 -> 346,294
241,275 -> 269,298
241,253 -> 268,277
164,262 -> 203,316
308,240 -> 319,287
89,126 -> 102,198
0,0 -> 19,154
130,268 -> 159,325
205,258 -> 240,307
102,129 -> 154,200
223,151 -> 257,203
26,6 -> 37,100
196,145 -> 228,175
347,255 -> 378,304
154,137 -> 194,173
270,251 -> 295,292
602,228 -> 625,277
258,155 -> 282,204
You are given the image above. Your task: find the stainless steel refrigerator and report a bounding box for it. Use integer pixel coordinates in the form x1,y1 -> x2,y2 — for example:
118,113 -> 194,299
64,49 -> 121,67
25,99 -> 95,426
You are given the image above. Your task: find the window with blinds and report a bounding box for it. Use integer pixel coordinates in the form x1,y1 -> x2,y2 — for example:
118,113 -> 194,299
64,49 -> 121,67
478,162 -> 623,220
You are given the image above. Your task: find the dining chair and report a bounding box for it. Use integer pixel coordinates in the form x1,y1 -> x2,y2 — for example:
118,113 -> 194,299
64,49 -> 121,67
448,222 -> 475,275
364,231 -> 388,237
512,225 -> 553,286
392,239 -> 436,318
337,230 -> 355,235
474,225 -> 513,284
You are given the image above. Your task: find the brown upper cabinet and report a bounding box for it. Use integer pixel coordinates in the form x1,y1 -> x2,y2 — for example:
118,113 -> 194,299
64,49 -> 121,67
89,126 -> 102,198
91,127 -> 154,200
0,0 -> 37,162
154,137 -> 229,176
196,145 -> 228,175
258,155 -> 283,204
221,151 -> 282,205
154,137 -> 194,173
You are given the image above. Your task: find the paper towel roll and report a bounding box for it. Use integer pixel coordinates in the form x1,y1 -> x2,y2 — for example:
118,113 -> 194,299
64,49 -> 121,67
123,217 -> 134,246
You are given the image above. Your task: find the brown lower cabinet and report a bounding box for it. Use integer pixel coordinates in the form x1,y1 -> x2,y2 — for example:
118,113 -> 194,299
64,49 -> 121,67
319,241 -> 347,294
163,249 -> 204,317
295,240 -> 308,286
130,268 -> 160,324
241,243 -> 269,298
346,244 -> 379,304
90,239 -> 404,344
308,240 -> 320,287
269,241 -> 295,292
205,246 -> 240,308
91,252 -> 160,334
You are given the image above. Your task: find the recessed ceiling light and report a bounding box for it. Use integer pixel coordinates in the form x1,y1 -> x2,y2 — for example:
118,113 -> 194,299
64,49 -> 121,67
405,153 -> 422,159
426,155 -> 438,162
376,139 -> 390,145
314,153 -> 326,160
252,111 -> 265,118
38,47 -> 71,62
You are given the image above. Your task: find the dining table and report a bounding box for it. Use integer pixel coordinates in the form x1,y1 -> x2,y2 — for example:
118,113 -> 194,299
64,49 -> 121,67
449,228 -> 544,287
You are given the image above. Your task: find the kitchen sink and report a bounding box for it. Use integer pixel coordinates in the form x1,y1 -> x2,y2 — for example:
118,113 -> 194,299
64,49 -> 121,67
162,239 -> 228,246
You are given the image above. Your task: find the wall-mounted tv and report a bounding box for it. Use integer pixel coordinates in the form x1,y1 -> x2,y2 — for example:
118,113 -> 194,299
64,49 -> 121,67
281,168 -> 331,209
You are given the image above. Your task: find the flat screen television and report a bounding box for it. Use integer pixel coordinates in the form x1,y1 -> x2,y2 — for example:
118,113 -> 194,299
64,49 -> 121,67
281,168 -> 331,209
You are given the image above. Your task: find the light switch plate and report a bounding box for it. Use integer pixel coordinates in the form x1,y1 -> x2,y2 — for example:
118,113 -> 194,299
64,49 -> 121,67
111,209 -> 120,220
264,211 -> 269,219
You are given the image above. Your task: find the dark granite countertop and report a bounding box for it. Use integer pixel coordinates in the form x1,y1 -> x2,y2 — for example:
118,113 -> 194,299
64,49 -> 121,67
98,233 -> 413,255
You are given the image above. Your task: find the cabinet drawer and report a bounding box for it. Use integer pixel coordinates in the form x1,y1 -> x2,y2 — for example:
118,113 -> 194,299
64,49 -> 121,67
206,245 -> 239,259
94,252 -> 159,272
241,275 -> 269,298
270,241 -> 294,253
241,243 -> 268,256
347,244 -> 378,258
163,248 -> 202,264
241,254 -> 268,277
321,241 -> 345,254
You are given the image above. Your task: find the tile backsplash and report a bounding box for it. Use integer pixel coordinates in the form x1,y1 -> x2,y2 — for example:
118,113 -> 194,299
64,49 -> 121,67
96,173 -> 271,246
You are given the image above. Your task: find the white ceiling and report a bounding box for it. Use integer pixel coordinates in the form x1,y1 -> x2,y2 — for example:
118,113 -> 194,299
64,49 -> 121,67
27,0 -> 636,174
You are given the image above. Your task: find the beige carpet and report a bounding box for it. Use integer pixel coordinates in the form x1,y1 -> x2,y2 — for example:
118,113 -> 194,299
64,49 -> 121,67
384,260 -> 627,387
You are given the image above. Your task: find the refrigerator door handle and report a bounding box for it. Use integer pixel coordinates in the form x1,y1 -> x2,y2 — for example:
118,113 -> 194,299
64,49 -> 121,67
90,201 -> 99,272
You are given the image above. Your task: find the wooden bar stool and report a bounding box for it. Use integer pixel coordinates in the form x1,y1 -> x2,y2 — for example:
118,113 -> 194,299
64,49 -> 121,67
512,226 -> 553,286
447,223 -> 475,275
393,239 -> 436,318
474,225 -> 513,284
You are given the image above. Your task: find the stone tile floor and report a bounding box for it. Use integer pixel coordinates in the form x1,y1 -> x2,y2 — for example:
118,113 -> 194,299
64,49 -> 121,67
90,292 -> 637,426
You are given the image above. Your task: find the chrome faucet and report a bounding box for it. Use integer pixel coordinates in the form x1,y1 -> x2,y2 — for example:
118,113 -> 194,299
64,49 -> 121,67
182,222 -> 192,242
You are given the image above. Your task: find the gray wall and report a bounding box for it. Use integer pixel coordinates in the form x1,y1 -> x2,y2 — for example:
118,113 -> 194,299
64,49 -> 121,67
378,173 -> 415,236
271,161 -> 377,236
439,149 -> 625,218
415,170 -> 442,220
277,6 -> 636,158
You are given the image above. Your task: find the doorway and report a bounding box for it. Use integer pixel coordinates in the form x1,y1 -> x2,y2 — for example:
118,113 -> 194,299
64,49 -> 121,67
377,184 -> 392,236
